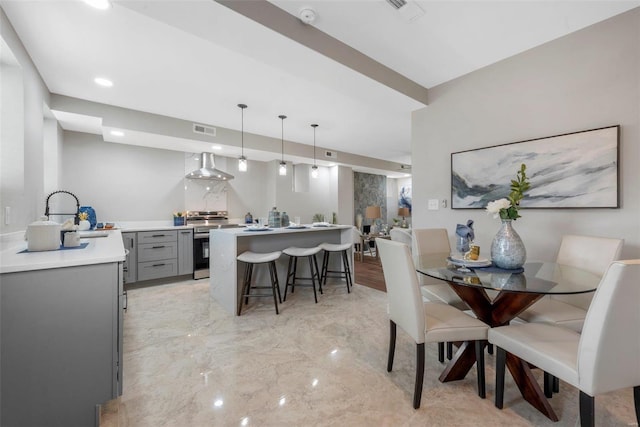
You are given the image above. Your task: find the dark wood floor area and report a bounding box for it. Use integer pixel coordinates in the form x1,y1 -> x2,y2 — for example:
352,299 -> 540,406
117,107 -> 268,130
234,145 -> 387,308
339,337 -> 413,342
353,255 -> 386,292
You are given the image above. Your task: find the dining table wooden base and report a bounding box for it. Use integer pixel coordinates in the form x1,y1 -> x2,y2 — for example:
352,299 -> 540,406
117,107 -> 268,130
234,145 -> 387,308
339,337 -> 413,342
438,282 -> 561,421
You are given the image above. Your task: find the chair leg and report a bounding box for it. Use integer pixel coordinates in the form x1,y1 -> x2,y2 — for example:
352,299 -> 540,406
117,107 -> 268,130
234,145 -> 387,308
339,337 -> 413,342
387,320 -> 396,372
283,256 -> 294,301
475,340 -> 486,399
309,255 -> 319,303
447,342 -> 453,360
321,251 -> 329,287
312,254 -> 323,295
495,347 -> 506,409
414,342 -> 425,409
438,342 -> 444,363
341,250 -> 352,293
579,391 -> 595,427
544,372 -> 553,398
634,386 -> 640,425
487,343 -> 494,355
553,376 -> 560,393
268,261 -> 279,315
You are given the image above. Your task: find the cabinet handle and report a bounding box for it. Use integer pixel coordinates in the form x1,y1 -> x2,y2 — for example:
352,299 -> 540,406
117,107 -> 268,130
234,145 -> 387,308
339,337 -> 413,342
181,231 -> 190,234
152,234 -> 166,238
151,245 -> 166,249
130,240 -> 134,249
123,290 -> 128,310
152,263 -> 166,267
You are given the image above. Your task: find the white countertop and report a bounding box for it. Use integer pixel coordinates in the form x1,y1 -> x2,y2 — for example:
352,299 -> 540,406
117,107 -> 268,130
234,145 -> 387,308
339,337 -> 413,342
0,229 -> 126,274
212,224 -> 352,237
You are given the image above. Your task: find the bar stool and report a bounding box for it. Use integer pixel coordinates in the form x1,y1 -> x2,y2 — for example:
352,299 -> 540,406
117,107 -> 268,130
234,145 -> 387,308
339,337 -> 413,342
282,246 -> 322,303
318,242 -> 353,293
237,250 -> 282,315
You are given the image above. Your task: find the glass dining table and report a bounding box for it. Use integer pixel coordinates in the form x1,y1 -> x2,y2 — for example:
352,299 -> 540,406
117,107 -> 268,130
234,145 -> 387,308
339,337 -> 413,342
416,253 -> 602,421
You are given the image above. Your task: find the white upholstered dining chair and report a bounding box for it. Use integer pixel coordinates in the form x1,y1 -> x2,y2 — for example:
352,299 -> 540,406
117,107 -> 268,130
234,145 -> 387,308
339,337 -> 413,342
376,238 -> 488,409
411,228 -> 468,310
489,259 -> 640,427
390,227 -> 412,248
517,234 -> 624,332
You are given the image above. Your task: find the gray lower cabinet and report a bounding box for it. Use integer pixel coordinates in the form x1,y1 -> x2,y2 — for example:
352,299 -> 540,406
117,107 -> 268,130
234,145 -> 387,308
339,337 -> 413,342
178,229 -> 194,275
137,230 -> 178,281
121,229 -> 193,283
122,231 -> 137,283
1,262 -> 123,427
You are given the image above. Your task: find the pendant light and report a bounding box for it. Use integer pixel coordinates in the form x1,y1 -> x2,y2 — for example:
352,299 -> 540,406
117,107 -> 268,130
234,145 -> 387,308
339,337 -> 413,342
278,115 -> 287,176
238,104 -> 248,172
311,123 -> 319,178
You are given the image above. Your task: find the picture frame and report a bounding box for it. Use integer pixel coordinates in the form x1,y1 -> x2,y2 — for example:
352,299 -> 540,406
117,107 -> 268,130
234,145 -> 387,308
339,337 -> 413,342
451,125 -> 619,209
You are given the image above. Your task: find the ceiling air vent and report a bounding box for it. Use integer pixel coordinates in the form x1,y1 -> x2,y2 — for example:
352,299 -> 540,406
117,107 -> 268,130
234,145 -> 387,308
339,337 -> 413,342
385,0 -> 424,22
193,123 -> 216,137
324,150 -> 337,159
385,0 -> 407,10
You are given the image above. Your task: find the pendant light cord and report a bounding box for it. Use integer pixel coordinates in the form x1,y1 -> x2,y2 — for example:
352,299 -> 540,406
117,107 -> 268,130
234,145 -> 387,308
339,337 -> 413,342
279,115 -> 287,162
311,124 -> 318,167
238,104 -> 247,157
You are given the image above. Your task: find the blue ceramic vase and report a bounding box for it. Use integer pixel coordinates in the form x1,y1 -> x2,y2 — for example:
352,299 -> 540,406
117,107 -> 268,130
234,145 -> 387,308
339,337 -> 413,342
79,206 -> 97,229
490,219 -> 526,269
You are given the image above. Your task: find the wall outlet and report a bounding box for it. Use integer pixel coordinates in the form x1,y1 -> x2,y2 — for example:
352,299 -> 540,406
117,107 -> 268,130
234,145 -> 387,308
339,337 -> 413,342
427,199 -> 439,210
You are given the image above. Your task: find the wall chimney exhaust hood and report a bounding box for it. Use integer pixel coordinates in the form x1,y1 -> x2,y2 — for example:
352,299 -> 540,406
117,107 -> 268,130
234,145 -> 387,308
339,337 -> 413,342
186,152 -> 234,181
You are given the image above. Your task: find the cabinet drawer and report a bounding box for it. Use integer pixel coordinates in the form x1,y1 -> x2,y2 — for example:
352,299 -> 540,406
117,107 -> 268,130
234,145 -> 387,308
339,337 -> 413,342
137,230 -> 177,244
137,242 -> 177,262
137,259 -> 178,281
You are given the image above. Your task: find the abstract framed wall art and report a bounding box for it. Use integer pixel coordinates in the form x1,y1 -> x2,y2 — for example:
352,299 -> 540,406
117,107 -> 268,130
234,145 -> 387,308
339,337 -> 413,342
451,125 -> 619,209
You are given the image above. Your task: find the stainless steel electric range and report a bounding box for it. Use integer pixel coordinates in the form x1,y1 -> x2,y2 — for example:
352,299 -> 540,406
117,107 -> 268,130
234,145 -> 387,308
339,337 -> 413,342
187,210 -> 230,279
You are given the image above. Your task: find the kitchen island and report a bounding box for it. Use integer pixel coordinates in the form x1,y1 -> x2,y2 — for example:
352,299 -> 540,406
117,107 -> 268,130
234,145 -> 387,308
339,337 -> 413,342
210,225 -> 354,315
0,230 -> 126,427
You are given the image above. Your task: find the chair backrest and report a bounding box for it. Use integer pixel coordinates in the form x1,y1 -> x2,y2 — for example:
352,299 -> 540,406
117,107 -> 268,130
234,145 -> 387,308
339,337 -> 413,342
390,228 -> 412,248
577,260 -> 640,395
411,228 -> 451,286
411,228 -> 451,256
553,234 -> 624,309
376,238 -> 426,345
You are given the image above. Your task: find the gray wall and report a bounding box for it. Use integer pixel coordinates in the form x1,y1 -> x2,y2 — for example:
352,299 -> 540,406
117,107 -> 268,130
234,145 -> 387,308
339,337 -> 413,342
412,8 -> 640,260
61,131 -> 343,224
1,9 -> 52,233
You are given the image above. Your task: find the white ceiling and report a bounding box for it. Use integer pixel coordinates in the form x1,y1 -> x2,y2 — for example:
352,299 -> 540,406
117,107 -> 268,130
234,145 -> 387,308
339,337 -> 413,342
2,0 -> 638,173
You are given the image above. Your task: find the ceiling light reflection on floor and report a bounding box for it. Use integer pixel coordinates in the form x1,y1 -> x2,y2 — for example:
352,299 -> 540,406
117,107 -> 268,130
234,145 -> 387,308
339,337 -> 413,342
213,399 -> 223,408
312,378 -> 319,387
330,349 -> 338,355
278,396 -> 286,406
240,417 -> 249,426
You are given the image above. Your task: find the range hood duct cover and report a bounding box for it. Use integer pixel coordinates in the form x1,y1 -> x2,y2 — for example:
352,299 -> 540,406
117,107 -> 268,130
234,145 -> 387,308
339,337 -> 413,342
186,152 -> 234,181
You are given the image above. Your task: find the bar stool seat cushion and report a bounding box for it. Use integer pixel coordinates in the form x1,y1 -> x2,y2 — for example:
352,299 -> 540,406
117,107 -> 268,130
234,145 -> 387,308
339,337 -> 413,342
237,251 -> 282,263
319,242 -> 352,252
283,246 -> 321,257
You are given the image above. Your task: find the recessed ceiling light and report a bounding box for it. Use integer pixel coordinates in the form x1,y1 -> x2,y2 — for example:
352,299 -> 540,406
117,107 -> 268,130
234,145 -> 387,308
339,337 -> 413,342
83,0 -> 111,10
110,130 -> 124,137
94,77 -> 113,87
211,145 -> 222,150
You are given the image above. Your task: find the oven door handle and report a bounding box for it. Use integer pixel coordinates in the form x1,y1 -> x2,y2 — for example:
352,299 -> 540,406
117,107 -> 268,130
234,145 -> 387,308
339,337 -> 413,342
194,233 -> 210,239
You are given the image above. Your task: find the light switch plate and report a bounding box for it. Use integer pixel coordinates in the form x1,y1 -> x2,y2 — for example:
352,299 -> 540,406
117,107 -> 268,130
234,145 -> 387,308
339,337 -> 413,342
427,199 -> 439,210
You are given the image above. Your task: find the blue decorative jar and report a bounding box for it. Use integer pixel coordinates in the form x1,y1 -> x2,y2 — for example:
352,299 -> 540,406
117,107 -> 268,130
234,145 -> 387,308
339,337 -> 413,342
79,206 -> 97,229
490,219 -> 526,269
174,216 -> 185,226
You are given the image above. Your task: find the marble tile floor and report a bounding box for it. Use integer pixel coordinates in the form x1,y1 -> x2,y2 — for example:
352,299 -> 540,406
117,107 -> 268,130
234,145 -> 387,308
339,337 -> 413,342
101,279 -> 638,427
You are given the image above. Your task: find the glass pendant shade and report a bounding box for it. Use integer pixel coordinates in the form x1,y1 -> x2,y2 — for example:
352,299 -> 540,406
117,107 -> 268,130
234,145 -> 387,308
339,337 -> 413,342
238,156 -> 247,172
311,165 -> 319,178
279,161 -> 287,176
